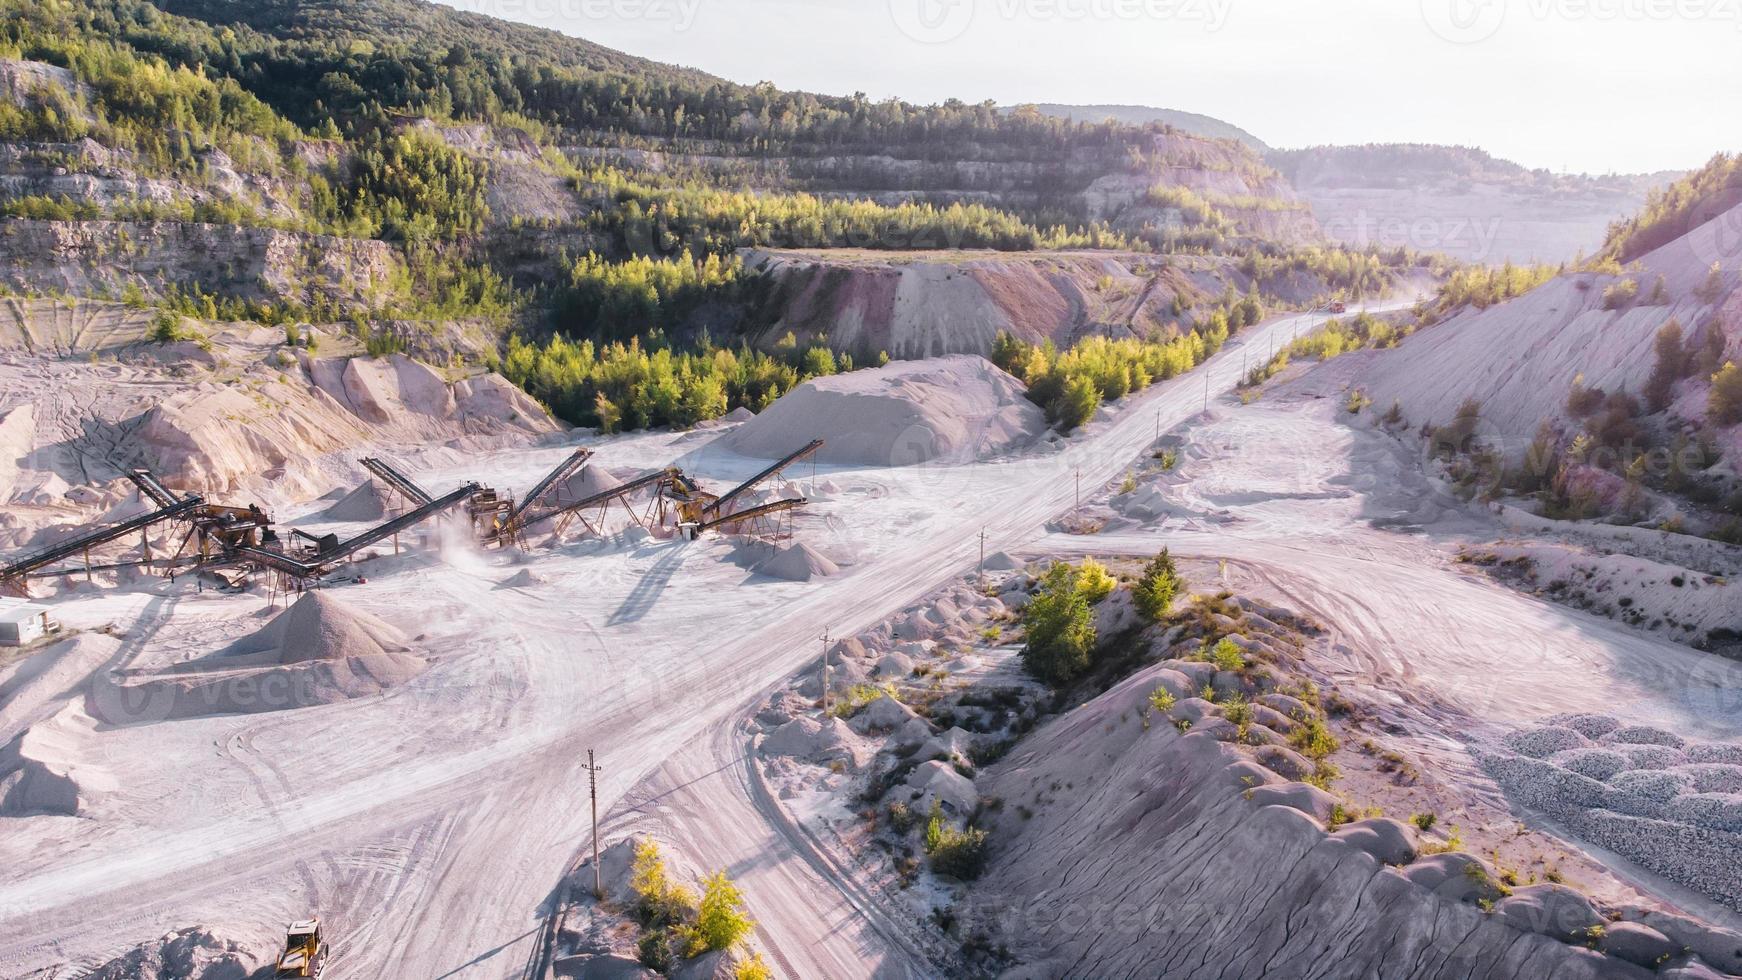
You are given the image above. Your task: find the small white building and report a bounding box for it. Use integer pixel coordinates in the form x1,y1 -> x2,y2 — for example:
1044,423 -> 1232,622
0,598 -> 57,647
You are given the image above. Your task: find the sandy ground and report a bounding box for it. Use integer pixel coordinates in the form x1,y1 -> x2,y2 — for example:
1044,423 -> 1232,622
9,293 -> 1740,978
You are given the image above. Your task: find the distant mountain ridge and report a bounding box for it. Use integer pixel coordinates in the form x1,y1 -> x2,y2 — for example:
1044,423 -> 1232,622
1013,103 -> 1268,151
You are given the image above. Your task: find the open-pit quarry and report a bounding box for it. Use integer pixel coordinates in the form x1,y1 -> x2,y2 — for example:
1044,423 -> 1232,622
2,301 -> 1740,980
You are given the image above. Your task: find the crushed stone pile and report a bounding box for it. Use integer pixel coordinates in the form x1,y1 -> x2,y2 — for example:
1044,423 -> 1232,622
757,542 -> 839,582
85,927 -> 258,980
497,568 -> 550,589
1483,715 -> 1742,912
556,464 -> 625,503
722,355 -> 1046,466
95,592 -> 426,721
321,478 -> 392,522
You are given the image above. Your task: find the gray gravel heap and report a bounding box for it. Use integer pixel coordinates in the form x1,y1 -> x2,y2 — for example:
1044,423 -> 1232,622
1482,715 -> 1742,912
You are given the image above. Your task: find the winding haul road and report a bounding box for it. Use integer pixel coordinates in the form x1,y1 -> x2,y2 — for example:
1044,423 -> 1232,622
8,298 -> 1737,979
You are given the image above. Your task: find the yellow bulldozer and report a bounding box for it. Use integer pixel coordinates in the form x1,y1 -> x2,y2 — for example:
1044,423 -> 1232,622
275,918 -> 329,978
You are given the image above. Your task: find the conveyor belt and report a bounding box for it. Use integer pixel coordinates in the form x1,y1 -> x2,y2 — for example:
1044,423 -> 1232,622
360,457 -> 433,506
236,482 -> 479,577
704,440 -> 823,521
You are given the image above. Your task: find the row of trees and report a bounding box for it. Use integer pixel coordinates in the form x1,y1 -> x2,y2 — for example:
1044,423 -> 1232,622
500,332 -> 848,431
1601,152 -> 1741,264
582,166 -> 1133,259
1434,261 -> 1560,311
556,250 -> 754,342
992,317 -> 1234,430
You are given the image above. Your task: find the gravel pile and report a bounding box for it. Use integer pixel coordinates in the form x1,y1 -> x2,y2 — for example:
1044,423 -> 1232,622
1483,714 -> 1742,911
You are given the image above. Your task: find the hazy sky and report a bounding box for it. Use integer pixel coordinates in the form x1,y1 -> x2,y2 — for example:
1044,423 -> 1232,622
438,0 -> 1737,174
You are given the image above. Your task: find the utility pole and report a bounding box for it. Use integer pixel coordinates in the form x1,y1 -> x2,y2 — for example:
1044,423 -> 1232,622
977,529 -> 986,588
583,750 -> 603,900
821,630 -> 832,715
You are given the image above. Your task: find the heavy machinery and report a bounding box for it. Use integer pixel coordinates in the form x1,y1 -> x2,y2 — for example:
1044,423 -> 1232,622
0,479 -> 205,597
237,481 -> 483,584
275,918 -> 329,978
669,439 -> 823,538
489,448 -> 594,547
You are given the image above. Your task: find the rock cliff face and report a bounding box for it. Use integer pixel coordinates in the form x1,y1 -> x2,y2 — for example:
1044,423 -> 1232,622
0,220 -> 401,308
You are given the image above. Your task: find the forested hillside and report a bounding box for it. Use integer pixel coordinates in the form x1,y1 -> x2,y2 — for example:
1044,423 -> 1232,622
0,0 -> 1423,429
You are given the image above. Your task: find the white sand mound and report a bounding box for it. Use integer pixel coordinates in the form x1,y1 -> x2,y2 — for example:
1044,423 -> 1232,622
0,705 -> 110,816
498,568 -> 549,589
757,542 -> 839,582
321,479 -> 392,521
0,403 -> 34,501
723,355 -> 1046,465
228,591 -> 409,664
86,926 -> 259,980
761,716 -> 872,770
99,593 -> 425,720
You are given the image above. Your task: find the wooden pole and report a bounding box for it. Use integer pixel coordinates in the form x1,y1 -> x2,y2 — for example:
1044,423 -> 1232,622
977,529 -> 985,588
584,750 -> 603,900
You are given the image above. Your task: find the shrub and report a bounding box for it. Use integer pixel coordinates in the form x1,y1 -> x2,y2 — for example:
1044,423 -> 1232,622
149,311 -> 186,344
888,801 -> 914,833
1148,686 -> 1176,713
1411,812 -> 1438,832
1208,637 -> 1246,673
1602,278 -> 1639,310
1133,548 -> 1181,621
1697,261 -> 1726,303
1075,558 -> 1116,604
1711,362 -> 1742,426
638,930 -> 674,972
734,954 -> 774,980
630,839 -> 696,928
1055,374 -> 1100,430
927,824 -> 990,880
1020,564 -> 1099,685
1288,712 -> 1340,760
684,871 -> 754,956
1644,320 -> 1686,412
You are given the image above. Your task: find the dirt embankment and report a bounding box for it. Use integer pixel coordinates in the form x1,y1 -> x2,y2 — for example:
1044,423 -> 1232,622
744,249 -> 1345,360
1346,200 -> 1742,450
